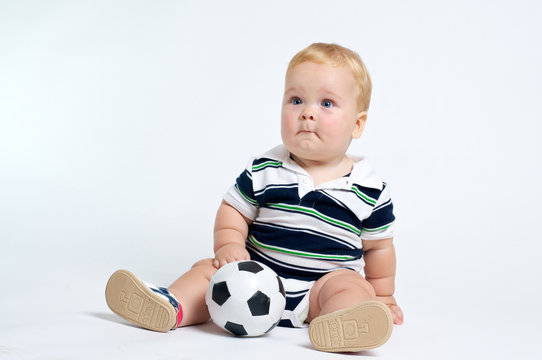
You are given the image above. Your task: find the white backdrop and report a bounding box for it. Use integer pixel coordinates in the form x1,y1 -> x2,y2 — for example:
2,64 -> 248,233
1,1 -> 541,359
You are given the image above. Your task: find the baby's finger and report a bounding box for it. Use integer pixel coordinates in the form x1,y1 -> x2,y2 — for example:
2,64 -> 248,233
389,304 -> 404,325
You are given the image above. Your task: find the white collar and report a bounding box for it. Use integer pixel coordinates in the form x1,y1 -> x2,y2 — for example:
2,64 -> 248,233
259,145 -> 383,191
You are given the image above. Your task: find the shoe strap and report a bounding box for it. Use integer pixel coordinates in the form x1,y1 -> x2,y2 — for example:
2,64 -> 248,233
150,287 -> 183,329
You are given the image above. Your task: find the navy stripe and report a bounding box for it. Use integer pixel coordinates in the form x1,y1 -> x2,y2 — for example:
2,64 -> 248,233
254,220 -> 357,250
308,191 -> 364,231
282,289 -> 310,327
254,184 -> 299,204
362,202 -> 395,230
254,183 -> 298,196
278,319 -> 294,327
285,289 -> 309,297
247,244 -> 328,281
247,242 -> 356,281
250,223 -> 362,257
235,169 -> 256,203
285,293 -> 307,309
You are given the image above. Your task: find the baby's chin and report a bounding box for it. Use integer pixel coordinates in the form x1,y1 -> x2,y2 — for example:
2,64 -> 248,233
286,146 -> 329,164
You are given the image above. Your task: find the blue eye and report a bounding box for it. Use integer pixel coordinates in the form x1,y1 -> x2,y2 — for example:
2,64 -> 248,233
321,100 -> 333,108
291,97 -> 302,105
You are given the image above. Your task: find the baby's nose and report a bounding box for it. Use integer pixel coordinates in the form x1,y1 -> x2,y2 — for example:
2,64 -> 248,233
300,111 -> 315,120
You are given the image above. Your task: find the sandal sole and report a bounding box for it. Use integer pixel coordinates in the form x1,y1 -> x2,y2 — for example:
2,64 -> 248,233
105,269 -> 176,332
309,300 -> 393,352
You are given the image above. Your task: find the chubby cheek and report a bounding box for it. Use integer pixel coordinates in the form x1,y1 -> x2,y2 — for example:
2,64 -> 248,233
319,117 -> 348,138
280,111 -> 297,137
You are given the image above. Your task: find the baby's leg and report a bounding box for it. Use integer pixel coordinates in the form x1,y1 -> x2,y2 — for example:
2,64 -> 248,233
306,270 -> 393,352
105,258 -> 216,332
168,258 -> 217,327
307,269 -> 376,321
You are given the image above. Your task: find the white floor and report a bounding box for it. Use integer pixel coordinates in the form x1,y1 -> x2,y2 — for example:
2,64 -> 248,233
1,259 -> 539,360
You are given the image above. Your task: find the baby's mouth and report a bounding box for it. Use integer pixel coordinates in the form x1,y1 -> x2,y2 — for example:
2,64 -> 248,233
297,129 -> 319,138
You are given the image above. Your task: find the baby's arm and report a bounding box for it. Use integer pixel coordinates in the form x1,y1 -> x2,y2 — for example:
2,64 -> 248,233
362,238 -> 404,325
213,200 -> 252,268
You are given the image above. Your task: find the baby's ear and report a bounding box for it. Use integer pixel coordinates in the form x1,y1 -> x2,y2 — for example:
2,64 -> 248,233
351,111 -> 367,139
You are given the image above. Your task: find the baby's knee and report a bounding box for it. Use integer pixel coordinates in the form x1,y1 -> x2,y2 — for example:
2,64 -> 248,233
191,258 -> 217,277
191,258 -> 214,268
346,273 -> 376,298
320,270 -> 376,298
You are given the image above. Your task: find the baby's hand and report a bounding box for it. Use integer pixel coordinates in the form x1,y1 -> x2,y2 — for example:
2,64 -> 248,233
376,296 -> 404,325
213,243 -> 250,269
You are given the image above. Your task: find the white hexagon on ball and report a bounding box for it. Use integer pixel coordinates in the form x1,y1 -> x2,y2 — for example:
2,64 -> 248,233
205,260 -> 286,336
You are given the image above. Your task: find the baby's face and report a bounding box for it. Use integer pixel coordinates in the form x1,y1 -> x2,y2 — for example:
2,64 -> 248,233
281,61 -> 366,164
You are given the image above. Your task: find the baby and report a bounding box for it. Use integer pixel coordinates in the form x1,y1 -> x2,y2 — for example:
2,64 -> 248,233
106,42 -> 403,353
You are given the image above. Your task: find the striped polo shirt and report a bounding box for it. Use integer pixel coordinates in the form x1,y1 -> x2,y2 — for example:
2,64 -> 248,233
223,145 -> 395,281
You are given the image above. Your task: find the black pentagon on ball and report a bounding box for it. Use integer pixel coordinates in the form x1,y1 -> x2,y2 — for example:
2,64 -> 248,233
224,321 -> 248,336
212,281 -> 231,306
247,290 -> 270,316
237,260 -> 264,274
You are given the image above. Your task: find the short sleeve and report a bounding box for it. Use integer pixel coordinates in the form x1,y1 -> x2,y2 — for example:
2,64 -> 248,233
223,158 -> 260,220
360,183 -> 395,240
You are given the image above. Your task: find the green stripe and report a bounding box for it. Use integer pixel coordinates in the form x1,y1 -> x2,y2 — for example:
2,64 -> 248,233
236,184 -> 258,205
351,186 -> 376,205
362,224 -> 391,233
268,203 -> 361,236
252,161 -> 282,171
248,234 -> 355,261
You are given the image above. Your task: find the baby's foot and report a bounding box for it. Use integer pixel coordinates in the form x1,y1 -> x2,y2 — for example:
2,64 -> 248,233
105,269 -> 182,332
309,300 -> 393,352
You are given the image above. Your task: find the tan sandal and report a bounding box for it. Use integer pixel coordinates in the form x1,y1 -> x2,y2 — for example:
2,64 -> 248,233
105,269 -> 181,332
309,300 -> 393,352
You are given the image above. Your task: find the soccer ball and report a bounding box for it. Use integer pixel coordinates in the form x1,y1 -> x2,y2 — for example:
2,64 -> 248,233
205,260 -> 286,336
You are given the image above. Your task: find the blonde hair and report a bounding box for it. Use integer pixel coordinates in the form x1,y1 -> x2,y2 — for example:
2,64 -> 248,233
286,43 -> 372,112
